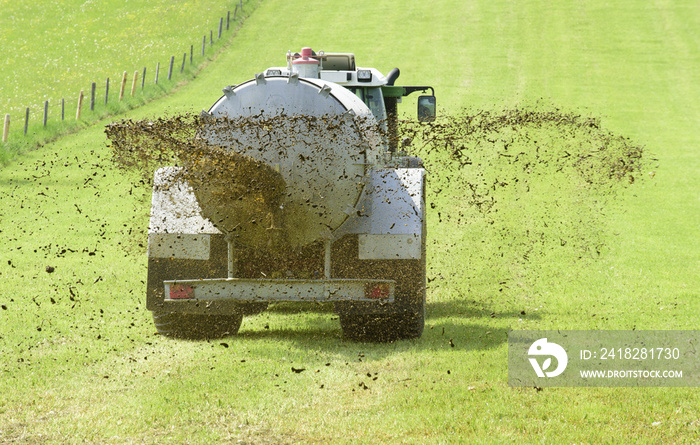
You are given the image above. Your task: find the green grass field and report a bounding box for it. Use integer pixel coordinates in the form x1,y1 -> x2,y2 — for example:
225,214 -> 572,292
1,0 -> 699,443
0,0 -> 246,118
0,0 -> 253,162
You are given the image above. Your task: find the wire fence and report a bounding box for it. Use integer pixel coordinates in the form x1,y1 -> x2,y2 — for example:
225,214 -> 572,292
1,0 -> 246,145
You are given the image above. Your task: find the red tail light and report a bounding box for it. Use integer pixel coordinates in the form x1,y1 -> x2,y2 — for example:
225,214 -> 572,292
366,283 -> 390,299
169,284 -> 194,299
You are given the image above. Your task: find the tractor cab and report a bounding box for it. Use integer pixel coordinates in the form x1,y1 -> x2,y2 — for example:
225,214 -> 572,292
263,47 -> 436,129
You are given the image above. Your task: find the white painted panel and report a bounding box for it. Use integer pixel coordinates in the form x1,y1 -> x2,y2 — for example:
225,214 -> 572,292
149,167 -> 220,235
358,234 -> 421,260
148,233 -> 211,260
333,168 -> 425,240
320,71 -> 350,84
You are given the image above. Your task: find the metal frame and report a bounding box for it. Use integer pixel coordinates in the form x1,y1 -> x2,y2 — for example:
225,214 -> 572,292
163,277 -> 395,303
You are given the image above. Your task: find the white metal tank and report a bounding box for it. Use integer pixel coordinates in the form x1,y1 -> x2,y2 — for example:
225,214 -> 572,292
201,75 -> 381,248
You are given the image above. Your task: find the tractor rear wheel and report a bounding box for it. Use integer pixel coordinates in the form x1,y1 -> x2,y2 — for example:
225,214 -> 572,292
152,312 -> 243,339
334,234 -> 426,342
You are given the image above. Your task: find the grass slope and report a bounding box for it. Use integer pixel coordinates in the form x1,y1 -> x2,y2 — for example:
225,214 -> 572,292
0,0 -> 244,118
1,0 -> 699,443
0,0 -> 253,162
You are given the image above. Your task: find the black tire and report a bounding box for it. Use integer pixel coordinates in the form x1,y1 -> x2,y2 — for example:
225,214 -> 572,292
334,233 -> 427,342
152,312 -> 243,339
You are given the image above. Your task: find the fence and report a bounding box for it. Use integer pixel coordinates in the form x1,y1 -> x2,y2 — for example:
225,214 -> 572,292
1,0 -> 245,146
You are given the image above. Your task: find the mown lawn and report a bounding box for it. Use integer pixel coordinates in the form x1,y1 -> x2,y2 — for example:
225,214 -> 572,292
0,0 -> 698,443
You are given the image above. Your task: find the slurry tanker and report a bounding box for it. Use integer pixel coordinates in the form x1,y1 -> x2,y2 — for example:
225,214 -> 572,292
146,47 -> 436,340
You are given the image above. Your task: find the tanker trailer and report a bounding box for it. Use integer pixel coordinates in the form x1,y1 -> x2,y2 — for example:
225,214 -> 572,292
146,47 -> 436,341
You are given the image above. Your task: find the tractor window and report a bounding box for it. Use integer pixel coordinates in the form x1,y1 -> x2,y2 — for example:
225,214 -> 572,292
349,87 -> 386,123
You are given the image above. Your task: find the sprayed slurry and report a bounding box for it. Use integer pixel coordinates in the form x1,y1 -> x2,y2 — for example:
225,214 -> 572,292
106,107 -> 644,270
398,108 -> 644,297
106,113 -> 378,251
107,114 -> 284,251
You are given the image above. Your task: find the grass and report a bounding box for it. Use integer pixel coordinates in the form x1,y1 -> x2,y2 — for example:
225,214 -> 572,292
0,0 -> 255,164
1,0 -> 699,443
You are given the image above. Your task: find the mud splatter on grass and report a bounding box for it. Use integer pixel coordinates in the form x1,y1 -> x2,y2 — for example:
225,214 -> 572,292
399,107 -> 644,297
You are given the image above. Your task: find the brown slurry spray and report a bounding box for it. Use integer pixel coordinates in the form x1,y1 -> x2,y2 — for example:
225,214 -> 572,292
106,112 -> 375,252
399,107 -> 644,294
106,114 -> 287,250
106,107 -> 644,269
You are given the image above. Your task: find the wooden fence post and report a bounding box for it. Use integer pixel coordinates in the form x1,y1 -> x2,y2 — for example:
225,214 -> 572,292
234,4 -> 238,20
44,101 -> 49,126
105,78 -> 110,105
190,45 -> 193,64
218,17 -> 223,38
168,56 -> 174,80
2,114 -> 9,143
210,30 -> 213,46
227,11 -> 230,30
181,52 -> 186,73
155,62 -> 160,84
131,71 -> 138,96
119,71 -> 127,101
24,108 -> 29,135
202,35 -> 206,56
61,99 -> 65,120
142,67 -> 146,90
90,82 -> 96,111
76,90 -> 84,120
